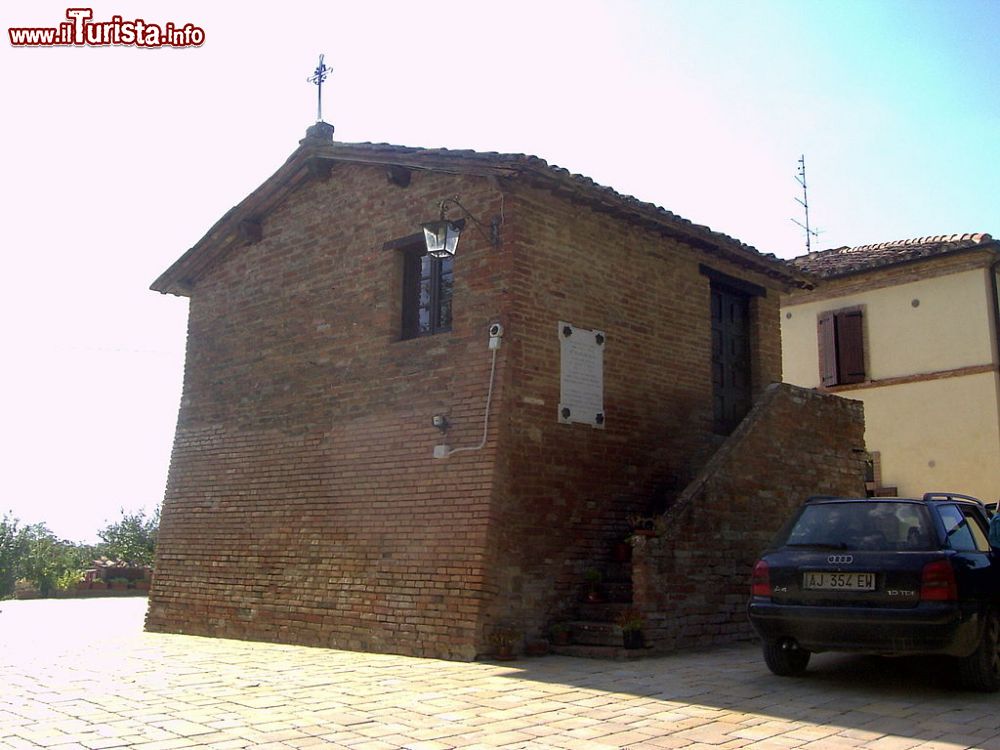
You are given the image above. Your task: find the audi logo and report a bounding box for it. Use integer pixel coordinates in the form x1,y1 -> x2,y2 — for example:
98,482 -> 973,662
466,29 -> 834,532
827,554 -> 854,565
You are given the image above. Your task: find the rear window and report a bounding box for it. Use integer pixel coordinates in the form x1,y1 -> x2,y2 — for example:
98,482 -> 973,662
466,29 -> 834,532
782,501 -> 934,551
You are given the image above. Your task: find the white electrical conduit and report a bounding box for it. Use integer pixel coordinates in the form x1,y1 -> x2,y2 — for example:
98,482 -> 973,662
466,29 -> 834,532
445,345 -> 498,457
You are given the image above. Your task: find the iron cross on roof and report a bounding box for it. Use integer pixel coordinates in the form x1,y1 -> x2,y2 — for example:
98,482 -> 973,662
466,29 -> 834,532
307,54 -> 331,122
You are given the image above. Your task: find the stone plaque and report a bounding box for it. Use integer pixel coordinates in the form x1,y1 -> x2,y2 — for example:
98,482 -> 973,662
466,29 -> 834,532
558,321 -> 605,428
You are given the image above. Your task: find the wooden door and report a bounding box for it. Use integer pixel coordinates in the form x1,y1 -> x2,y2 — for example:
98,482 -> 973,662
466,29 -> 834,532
711,285 -> 751,434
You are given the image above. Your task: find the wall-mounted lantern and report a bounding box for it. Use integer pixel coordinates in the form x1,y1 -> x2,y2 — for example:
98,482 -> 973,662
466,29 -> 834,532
421,196 -> 501,258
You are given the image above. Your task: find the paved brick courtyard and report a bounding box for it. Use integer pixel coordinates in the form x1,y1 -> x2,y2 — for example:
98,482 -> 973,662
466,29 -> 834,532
1,598 -> 998,749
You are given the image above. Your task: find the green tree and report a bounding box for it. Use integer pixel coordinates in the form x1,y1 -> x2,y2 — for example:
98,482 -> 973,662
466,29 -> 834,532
0,513 -> 28,598
98,507 -> 159,566
19,524 -> 83,597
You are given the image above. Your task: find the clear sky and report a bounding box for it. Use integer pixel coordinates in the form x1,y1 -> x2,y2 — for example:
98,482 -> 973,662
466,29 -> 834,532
2,0 -> 997,543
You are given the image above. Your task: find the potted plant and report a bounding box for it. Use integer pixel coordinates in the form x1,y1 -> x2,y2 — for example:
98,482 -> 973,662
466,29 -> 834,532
550,622 -> 572,646
109,576 -> 130,591
489,626 -> 520,660
617,608 -> 645,649
584,568 -> 603,603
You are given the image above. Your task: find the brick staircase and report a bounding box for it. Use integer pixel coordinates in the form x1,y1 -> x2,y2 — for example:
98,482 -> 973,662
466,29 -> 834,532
549,555 -> 651,660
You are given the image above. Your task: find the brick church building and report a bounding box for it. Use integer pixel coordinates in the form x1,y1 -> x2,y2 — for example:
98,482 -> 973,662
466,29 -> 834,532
146,121 -> 865,659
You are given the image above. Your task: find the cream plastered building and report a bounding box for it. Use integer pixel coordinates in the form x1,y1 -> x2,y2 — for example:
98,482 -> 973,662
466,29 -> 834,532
781,233 -> 1000,504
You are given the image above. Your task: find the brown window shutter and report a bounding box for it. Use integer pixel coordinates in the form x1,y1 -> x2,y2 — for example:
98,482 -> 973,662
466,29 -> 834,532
400,250 -> 420,339
836,309 -> 866,384
817,311 -> 838,386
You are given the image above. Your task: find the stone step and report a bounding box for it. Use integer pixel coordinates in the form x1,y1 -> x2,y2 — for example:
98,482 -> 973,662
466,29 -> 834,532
580,581 -> 633,604
570,620 -> 624,647
576,601 -> 632,622
550,643 -> 650,660
605,580 -> 633,596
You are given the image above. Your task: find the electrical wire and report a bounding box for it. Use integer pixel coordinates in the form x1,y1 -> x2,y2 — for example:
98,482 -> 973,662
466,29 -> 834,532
446,345 -> 498,457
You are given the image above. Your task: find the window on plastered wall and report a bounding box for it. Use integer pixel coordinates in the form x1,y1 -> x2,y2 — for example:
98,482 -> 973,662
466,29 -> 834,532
400,244 -> 453,340
817,306 -> 865,386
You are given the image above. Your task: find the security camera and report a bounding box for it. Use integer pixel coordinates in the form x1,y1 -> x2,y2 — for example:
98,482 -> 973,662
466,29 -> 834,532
488,323 -> 504,338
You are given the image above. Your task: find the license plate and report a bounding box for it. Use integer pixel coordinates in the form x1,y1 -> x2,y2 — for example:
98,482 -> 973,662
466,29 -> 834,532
803,571 -> 876,591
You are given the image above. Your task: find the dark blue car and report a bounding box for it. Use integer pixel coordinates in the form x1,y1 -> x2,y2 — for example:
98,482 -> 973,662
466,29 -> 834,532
748,493 -> 1000,691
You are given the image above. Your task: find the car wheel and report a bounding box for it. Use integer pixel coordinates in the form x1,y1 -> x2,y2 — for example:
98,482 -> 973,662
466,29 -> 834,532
762,639 -> 810,676
958,611 -> 1000,692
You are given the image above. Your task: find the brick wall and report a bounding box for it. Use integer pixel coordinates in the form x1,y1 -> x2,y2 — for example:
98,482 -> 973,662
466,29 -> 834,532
479,185 -> 788,643
631,383 -> 866,650
147,163 -> 509,660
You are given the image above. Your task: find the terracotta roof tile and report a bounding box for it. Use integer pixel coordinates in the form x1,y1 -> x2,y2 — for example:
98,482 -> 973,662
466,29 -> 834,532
789,233 -> 997,278
152,127 -> 814,295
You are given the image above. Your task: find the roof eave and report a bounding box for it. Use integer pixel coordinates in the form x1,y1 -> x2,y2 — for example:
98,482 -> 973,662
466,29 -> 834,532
794,241 -> 1000,283
152,138 -> 815,295
150,141 -> 330,296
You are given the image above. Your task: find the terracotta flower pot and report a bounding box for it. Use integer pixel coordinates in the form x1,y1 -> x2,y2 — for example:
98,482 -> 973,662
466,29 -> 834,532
494,646 -> 517,661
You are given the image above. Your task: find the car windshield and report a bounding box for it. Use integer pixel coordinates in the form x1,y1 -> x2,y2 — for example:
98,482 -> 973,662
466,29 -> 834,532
782,501 -> 935,551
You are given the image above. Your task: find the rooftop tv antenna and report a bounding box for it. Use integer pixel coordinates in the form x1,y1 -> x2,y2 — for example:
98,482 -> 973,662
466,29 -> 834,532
791,155 -> 821,254
307,54 -> 331,122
